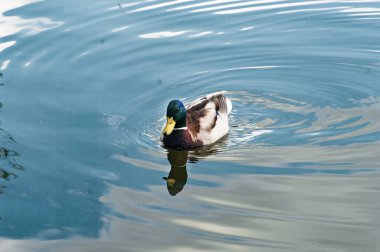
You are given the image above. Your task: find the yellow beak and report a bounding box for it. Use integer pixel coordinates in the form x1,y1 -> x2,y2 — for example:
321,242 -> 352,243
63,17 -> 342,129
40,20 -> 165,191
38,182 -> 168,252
166,178 -> 176,187
162,117 -> 176,136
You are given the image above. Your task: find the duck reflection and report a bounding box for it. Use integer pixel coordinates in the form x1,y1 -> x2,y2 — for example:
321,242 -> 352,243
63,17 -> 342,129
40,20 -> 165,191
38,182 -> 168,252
163,137 -> 227,196
163,149 -> 188,196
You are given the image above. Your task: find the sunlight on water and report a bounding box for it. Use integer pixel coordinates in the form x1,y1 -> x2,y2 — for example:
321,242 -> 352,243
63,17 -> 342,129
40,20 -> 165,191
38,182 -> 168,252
139,30 -> 193,38
1,0 -> 62,37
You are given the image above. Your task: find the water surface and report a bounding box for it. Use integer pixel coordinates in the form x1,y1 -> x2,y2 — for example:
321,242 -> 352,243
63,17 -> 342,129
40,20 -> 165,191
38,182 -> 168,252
1,0 -> 380,251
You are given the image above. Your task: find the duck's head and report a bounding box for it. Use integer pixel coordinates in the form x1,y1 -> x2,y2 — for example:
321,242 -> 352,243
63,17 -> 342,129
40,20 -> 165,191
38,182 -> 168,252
162,100 -> 186,136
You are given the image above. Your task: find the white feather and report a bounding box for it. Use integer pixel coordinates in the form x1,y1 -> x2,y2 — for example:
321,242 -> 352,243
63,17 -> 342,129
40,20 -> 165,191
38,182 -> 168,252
197,110 -> 229,145
226,97 -> 232,114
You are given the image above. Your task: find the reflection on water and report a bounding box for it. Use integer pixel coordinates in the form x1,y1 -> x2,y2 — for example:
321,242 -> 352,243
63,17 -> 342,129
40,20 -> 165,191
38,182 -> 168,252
0,77 -> 23,191
163,149 -> 188,196
0,74 -> 24,232
164,137 -> 227,196
1,171 -> 379,252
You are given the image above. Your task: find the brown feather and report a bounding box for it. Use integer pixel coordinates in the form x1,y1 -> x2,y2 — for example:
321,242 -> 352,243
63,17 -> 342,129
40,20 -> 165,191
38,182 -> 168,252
186,111 -> 201,136
163,129 -> 202,150
214,98 -> 220,111
187,98 -> 209,113
208,115 -> 217,131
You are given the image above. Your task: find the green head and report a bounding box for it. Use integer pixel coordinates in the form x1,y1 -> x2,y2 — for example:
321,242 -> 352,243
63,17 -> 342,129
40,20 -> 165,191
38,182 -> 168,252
162,100 -> 187,136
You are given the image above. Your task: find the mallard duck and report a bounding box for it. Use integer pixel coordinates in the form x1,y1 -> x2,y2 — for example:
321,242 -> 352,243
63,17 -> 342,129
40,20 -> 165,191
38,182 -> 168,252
162,91 -> 232,150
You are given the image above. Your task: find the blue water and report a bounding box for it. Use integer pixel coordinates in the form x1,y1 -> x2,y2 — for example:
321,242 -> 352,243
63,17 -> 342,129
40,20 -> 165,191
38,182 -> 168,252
1,0 -> 380,251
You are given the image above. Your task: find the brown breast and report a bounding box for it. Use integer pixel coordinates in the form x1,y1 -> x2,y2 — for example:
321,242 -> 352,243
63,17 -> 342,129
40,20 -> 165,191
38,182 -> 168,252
163,130 -> 203,150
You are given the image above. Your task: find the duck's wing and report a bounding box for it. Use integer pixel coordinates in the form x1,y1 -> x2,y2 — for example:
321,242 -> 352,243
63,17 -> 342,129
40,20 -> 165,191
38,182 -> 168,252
186,91 -> 231,115
186,92 -> 232,145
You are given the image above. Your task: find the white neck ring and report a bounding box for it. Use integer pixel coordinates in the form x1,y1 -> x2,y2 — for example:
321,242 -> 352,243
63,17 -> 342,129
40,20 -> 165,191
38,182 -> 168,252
173,127 -> 188,131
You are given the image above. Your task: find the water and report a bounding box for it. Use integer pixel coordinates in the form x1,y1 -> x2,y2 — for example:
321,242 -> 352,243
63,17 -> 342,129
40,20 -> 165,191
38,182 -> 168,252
1,0 -> 380,251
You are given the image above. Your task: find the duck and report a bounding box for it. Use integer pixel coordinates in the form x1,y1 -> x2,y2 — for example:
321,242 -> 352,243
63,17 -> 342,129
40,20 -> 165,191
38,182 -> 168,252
161,91 -> 232,150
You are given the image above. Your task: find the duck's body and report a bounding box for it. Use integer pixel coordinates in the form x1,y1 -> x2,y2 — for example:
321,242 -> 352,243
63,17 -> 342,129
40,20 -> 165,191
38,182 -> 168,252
162,91 -> 232,150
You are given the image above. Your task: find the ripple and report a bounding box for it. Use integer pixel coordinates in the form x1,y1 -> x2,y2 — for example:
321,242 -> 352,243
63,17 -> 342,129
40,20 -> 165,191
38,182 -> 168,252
108,2 -> 142,11
110,25 -> 130,33
240,26 -> 255,30
139,30 -> 193,38
185,0 -> 286,13
0,41 -> 16,54
103,113 -> 127,130
91,170 -> 119,181
128,0 -> 195,13
188,31 -> 214,38
0,60 -> 11,71
276,6 -> 348,15
1,4 -> 62,37
222,65 -> 279,71
213,1 -> 333,15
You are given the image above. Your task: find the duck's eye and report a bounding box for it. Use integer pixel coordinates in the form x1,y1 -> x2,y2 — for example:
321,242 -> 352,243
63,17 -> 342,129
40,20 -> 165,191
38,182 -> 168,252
176,108 -> 180,112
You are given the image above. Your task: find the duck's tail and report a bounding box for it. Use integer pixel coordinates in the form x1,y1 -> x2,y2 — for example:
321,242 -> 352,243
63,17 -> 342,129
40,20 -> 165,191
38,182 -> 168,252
226,97 -> 232,115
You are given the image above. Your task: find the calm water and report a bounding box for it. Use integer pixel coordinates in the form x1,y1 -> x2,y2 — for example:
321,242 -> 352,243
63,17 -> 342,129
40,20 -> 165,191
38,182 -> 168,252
1,0 -> 380,251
